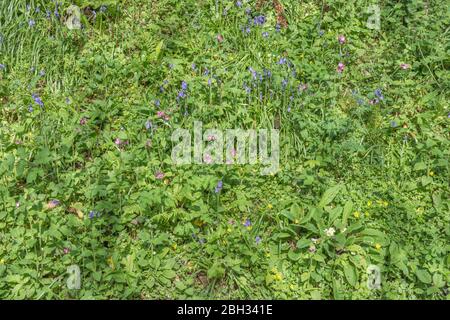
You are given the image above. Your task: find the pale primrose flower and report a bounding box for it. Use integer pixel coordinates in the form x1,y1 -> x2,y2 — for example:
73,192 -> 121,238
324,227 -> 336,237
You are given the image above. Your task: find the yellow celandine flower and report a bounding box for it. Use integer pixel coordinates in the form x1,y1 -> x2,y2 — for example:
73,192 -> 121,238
274,272 -> 283,281
267,204 -> 273,209
428,171 -> 435,176
107,256 -> 115,269
367,200 -> 372,207
383,201 -> 389,207
294,219 -> 299,224
265,252 -> 271,258
172,243 -> 177,250
226,227 -> 232,233
375,243 -> 382,250
353,211 -> 360,218
0,259 -> 5,265
246,226 -> 252,231
365,211 -> 370,217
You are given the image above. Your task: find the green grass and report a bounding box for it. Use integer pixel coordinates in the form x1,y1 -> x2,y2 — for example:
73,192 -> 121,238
0,0 -> 449,299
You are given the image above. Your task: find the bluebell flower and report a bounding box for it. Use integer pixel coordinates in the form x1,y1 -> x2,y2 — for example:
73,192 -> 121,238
28,105 -> 34,112
254,15 -> 266,26
390,121 -> 398,128
145,120 -> 152,130
154,99 -> 160,107
32,93 -> 44,107
46,10 -> 51,18
374,89 -> 384,100
169,63 -> 174,69
244,219 -> 251,227
178,90 -> 186,99
281,78 -> 288,89
278,57 -> 287,65
245,26 -> 251,34
236,1 -> 242,7
255,236 -> 262,244
215,180 -> 223,193
245,8 -> 251,14
275,23 -> 281,32
29,19 -> 35,27
208,78 -> 212,86
65,97 -> 71,104
0,64 -> 5,70
191,63 -> 196,70
262,31 -> 269,38
204,68 -> 209,76
181,81 -> 188,91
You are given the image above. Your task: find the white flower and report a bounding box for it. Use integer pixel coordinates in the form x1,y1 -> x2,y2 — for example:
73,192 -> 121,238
324,227 -> 336,237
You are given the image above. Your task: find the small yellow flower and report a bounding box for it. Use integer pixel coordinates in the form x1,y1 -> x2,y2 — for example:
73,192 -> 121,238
246,226 -> 252,231
375,243 -> 382,250
353,211 -> 360,218
267,204 -> 273,209
226,227 -> 232,233
171,243 -> 177,250
294,219 -> 299,224
0,259 -> 5,265
383,201 -> 389,207
265,252 -> 271,258
107,256 -> 115,269
365,211 -> 370,217
367,200 -> 372,207
274,272 -> 283,281
428,171 -> 434,176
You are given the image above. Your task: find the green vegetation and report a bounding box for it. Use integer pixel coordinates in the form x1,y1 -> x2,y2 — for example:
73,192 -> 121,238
0,0 -> 448,299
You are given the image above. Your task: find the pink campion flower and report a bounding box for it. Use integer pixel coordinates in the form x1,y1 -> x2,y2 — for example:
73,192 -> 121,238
204,153 -> 213,164
63,248 -> 70,255
155,171 -> 165,180
217,34 -> 224,43
338,35 -> 346,44
80,117 -> 87,125
114,138 -> 122,145
400,63 -> 410,70
207,135 -> 216,141
157,111 -> 165,118
230,148 -> 237,157
337,62 -> 345,73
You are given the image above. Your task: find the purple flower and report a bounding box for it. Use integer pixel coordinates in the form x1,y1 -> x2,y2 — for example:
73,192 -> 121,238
88,211 -> 96,219
154,99 -> 160,107
275,24 -> 281,32
254,15 -> 266,26
390,121 -> 398,128
281,78 -> 288,89
169,63 -> 174,69
244,219 -> 251,227
262,31 -> 269,38
80,117 -> 87,125
208,78 -> 212,86
28,105 -> 34,112
400,63 -> 410,70
145,120 -> 152,130
63,247 -> 70,254
181,81 -> 188,90
32,93 -> 44,107
278,57 -> 287,65
255,236 -> 262,244
29,19 -> 35,27
337,62 -> 345,73
203,68 -> 209,76
65,97 -> 71,104
374,88 -> 384,100
155,171 -> 165,180
215,180 -> 223,193
39,70 -> 45,76
191,63 -> 196,70
236,1 -> 242,7
245,8 -> 251,14
0,64 -> 5,70
338,35 -> 346,44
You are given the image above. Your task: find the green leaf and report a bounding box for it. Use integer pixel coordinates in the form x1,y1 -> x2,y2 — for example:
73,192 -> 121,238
415,269 -> 432,284
343,262 -> 357,287
342,200 -> 353,227
318,184 -> 342,208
